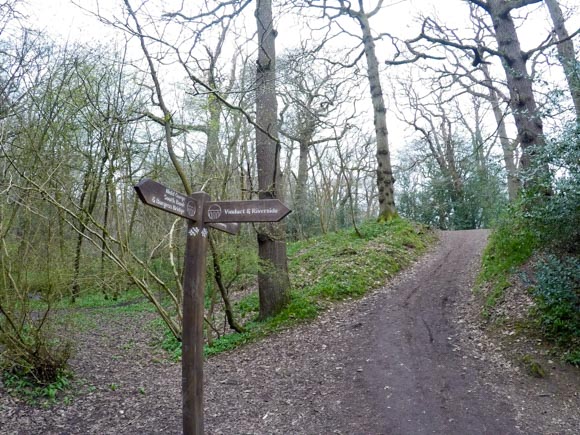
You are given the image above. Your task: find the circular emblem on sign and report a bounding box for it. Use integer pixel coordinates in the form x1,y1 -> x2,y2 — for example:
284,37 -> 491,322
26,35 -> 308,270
207,204 -> 222,220
186,200 -> 197,218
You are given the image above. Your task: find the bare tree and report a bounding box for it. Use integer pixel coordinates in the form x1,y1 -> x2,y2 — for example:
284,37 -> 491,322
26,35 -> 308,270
303,0 -> 397,220
394,9 -> 522,201
476,0 -> 545,176
278,48 -> 355,237
480,61 -> 521,200
386,0 -> 577,188
254,0 -> 290,318
400,85 -> 469,226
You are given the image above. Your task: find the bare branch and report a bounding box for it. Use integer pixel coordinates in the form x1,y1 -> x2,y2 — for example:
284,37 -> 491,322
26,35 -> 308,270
524,26 -> 580,60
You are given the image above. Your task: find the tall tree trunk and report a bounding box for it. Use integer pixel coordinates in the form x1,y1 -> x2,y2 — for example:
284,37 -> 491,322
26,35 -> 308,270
357,11 -> 397,220
209,236 -> 244,333
485,0 -> 546,183
71,156 -> 105,300
255,0 -> 290,319
203,49 -> 223,194
544,0 -> 580,123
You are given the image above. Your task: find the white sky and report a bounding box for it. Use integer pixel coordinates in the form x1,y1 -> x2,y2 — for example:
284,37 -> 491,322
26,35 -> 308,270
22,0 -> 113,42
23,0 -> 576,46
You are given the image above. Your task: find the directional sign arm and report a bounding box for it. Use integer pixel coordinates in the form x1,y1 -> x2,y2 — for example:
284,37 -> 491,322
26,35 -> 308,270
134,179 -> 199,221
135,179 -> 287,228
134,180 -> 149,205
204,199 -> 291,223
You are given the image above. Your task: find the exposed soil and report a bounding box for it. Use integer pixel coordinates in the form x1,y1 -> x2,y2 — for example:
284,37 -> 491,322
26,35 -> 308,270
1,230 -> 578,434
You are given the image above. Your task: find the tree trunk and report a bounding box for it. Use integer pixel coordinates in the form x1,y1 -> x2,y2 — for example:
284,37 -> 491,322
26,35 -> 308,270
71,156 -> 105,300
255,0 -> 290,319
293,138 -> 310,238
209,236 -> 244,333
203,63 -> 222,193
356,12 -> 397,220
485,0 -> 546,183
493,104 -> 520,200
544,0 -> 580,123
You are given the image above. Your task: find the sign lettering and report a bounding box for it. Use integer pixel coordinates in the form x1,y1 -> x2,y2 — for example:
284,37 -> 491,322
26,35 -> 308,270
204,199 -> 291,223
134,179 -> 239,235
134,179 -> 198,221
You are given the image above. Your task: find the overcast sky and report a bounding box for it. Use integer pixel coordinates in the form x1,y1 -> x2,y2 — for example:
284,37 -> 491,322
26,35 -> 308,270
23,0 -> 576,46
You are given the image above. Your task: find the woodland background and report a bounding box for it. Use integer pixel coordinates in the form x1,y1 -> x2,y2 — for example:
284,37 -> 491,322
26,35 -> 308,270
0,0 -> 579,387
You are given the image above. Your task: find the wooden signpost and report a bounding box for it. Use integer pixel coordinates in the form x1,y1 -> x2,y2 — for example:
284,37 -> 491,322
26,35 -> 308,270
134,178 -> 291,435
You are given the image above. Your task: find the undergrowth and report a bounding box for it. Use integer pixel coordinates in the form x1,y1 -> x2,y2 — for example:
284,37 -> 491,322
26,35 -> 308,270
479,127 -> 580,364
0,287 -> 155,405
1,368 -> 73,406
532,255 -> 580,346
478,207 -> 538,313
479,207 -> 579,363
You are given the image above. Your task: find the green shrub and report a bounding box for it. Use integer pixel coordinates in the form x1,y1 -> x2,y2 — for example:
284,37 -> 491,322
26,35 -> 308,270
0,323 -> 73,386
479,122 -> 580,362
564,349 -> 580,367
480,210 -> 538,282
532,255 -> 580,342
0,314 -> 74,405
204,330 -> 255,357
1,277 -> 75,394
520,124 -> 580,253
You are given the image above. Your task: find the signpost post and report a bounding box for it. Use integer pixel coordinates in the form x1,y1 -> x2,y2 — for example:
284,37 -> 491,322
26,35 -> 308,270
134,179 -> 290,435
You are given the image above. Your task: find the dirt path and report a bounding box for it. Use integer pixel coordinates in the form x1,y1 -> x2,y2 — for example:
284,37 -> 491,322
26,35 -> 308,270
1,230 -> 578,434
332,229 -> 518,434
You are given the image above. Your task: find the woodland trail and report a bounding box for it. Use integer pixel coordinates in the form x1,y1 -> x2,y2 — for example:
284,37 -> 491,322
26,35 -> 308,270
335,229 -> 517,434
2,230 -> 579,434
